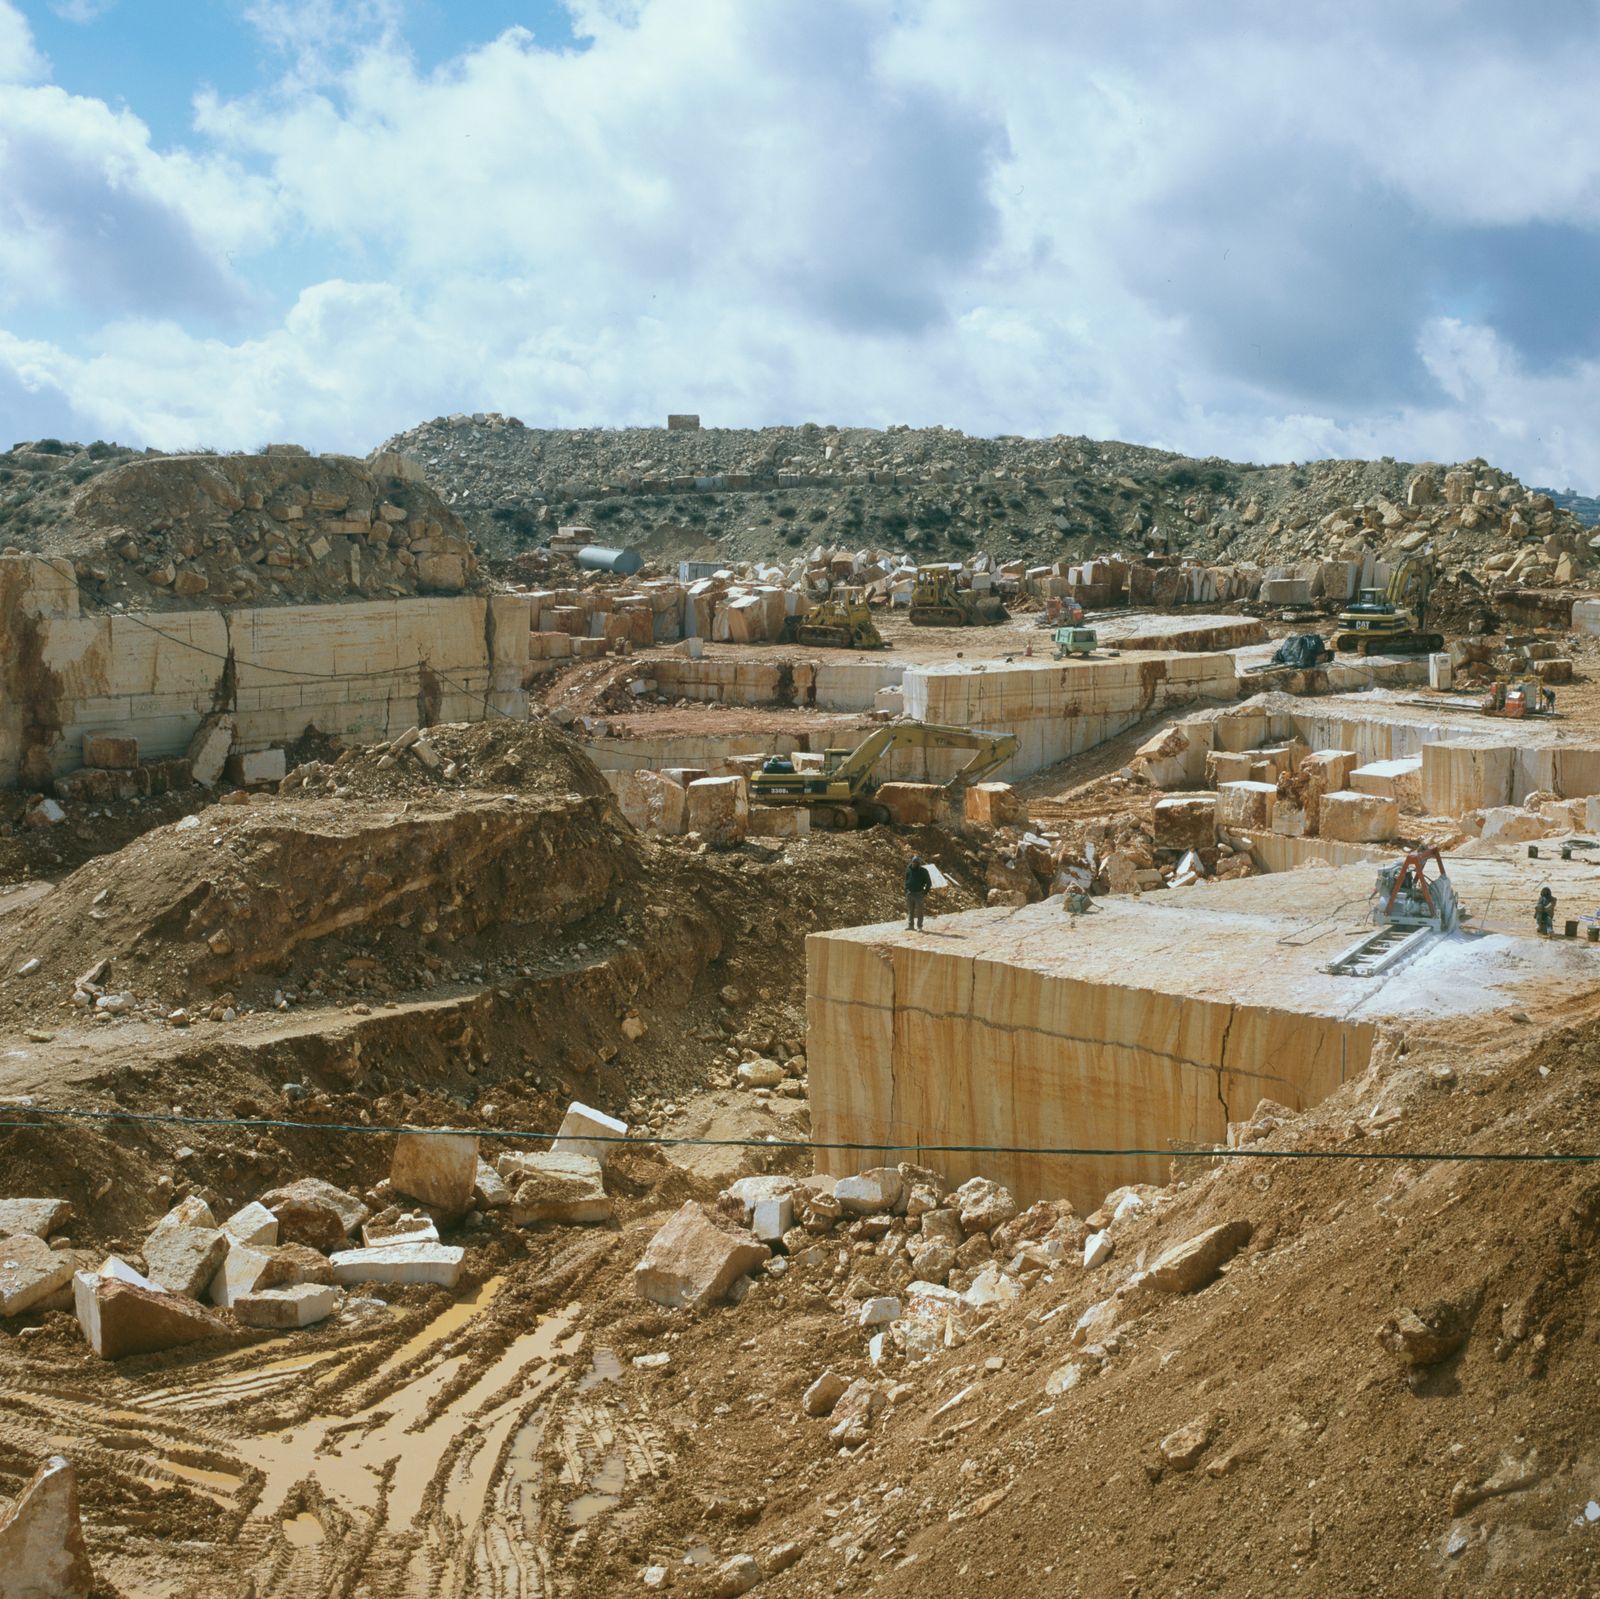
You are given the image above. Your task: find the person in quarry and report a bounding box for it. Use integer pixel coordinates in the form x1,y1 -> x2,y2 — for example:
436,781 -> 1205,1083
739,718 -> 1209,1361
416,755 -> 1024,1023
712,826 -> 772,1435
905,855 -> 932,931
1535,886 -> 1555,936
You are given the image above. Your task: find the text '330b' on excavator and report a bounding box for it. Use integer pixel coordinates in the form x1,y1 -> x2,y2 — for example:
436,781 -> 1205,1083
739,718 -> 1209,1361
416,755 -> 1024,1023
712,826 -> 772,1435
749,722 -> 1019,829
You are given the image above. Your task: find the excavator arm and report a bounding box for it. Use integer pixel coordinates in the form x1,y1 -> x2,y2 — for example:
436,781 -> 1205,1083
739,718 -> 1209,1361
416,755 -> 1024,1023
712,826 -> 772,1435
1386,556 -> 1432,611
830,722 -> 1020,791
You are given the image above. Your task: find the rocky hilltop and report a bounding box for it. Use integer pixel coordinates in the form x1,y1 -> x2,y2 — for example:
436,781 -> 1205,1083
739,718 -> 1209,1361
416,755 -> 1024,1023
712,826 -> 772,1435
381,414 -> 1597,587
0,441 -> 481,610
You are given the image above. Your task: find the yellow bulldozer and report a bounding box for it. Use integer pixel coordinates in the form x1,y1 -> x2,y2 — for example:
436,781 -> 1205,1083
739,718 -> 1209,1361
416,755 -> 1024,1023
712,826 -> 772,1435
908,565 -> 1009,627
779,589 -> 885,650
1331,556 -> 1443,657
749,722 -> 1019,829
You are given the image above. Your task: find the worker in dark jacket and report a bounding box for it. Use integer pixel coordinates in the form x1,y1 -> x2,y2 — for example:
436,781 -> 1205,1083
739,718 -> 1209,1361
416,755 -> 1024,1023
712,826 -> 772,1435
1535,886 -> 1556,936
905,855 -> 932,931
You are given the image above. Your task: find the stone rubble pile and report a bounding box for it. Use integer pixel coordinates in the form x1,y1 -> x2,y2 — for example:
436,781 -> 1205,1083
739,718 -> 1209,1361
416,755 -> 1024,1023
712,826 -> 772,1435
381,415 -> 1597,586
0,1100 -> 631,1357
34,446 -> 481,610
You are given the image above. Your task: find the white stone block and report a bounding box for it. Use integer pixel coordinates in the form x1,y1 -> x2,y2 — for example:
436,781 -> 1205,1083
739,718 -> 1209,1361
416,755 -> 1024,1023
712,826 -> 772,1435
550,1101 -> 628,1167
222,1202 -> 279,1248
328,1242 -> 464,1288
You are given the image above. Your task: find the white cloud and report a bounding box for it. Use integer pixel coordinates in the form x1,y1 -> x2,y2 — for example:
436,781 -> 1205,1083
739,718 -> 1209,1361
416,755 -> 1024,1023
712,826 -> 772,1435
0,0 -> 44,81
3,0 -> 1600,490
49,0 -> 117,23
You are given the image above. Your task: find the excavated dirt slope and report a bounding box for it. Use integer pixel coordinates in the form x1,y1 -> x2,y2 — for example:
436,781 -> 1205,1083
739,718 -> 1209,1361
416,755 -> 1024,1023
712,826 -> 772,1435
3,717 -> 1599,1596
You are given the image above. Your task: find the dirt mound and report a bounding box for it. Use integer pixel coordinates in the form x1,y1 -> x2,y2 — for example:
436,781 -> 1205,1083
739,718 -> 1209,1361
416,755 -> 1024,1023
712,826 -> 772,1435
550,1010 -> 1600,1599
2,443 -> 483,610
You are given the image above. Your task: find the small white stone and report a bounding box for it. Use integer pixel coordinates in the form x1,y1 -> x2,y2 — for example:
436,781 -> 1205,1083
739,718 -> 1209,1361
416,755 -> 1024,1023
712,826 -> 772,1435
1083,1230 -> 1114,1268
859,1295 -> 901,1327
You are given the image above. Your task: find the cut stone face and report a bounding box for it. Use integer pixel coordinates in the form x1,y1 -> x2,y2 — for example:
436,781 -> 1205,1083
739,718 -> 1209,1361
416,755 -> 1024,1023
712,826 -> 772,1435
327,1243 -> 464,1288
221,1202 -> 279,1248
390,1129 -> 479,1213
74,1269 -> 226,1359
234,1284 -> 339,1329
549,1102 -> 629,1168
142,1225 -> 228,1300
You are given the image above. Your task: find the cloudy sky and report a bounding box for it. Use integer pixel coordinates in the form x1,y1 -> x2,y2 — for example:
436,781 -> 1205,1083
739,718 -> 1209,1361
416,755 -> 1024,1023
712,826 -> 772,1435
1,1 -> 1597,489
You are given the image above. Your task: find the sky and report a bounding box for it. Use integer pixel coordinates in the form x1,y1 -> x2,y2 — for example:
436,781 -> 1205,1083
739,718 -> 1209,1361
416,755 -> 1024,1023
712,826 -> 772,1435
1,1 -> 1598,490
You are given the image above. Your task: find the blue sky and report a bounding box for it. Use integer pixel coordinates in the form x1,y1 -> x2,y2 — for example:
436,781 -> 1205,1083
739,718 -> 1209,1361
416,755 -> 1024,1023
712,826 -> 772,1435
1,0 -> 1598,491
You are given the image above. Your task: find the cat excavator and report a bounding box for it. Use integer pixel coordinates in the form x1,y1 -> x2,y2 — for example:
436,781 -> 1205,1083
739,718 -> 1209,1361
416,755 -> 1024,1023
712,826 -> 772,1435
749,722 -> 1019,829
1331,556 -> 1443,657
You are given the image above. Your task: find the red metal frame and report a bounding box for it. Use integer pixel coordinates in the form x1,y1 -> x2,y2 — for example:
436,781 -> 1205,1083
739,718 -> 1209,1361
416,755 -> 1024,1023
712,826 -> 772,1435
1381,846 -> 1448,917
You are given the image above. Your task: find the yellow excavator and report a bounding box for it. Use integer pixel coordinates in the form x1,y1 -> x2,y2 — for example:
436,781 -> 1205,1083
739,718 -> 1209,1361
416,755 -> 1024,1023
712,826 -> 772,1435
779,588 -> 886,650
1332,556 -> 1443,656
749,722 -> 1020,829
908,565 -> 1009,627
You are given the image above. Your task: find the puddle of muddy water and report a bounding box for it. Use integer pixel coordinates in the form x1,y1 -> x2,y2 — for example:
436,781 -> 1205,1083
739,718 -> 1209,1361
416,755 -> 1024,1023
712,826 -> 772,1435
576,1347 -> 623,1392
282,1511 -> 325,1548
566,1447 -> 626,1526
372,1273 -> 506,1382
153,1459 -> 246,1493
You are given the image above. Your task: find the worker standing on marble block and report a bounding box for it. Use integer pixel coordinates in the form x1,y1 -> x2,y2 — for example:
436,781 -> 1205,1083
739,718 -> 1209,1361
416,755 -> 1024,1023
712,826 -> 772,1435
1535,886 -> 1555,936
905,856 -> 931,931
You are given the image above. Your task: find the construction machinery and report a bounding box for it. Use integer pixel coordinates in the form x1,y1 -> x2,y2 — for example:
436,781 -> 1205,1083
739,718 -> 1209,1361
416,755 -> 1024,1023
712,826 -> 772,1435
1480,676 -> 1553,718
749,722 -> 1020,829
1331,556 -> 1443,657
1243,632 -> 1333,675
779,589 -> 885,650
1053,625 -> 1099,658
1326,847 -> 1462,976
908,565 -> 1009,627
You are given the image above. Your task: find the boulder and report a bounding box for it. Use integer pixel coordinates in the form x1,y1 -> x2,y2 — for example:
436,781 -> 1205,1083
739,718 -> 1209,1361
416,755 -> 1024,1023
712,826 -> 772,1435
549,1101 -> 629,1167
186,714 -> 234,788
74,1262 -> 226,1359
0,1457 -> 93,1598
0,1233 -> 75,1316
0,1199 -> 73,1239
634,1201 -> 769,1309
328,1242 -> 464,1288
685,776 -> 749,844
221,1201 -> 279,1248
966,782 -> 1026,829
390,1129 -> 479,1213
709,1554 -> 762,1598
259,1179 -> 369,1250
473,1159 -> 511,1209
802,1370 -> 849,1417
82,731 -> 138,770
1144,1221 -> 1253,1295
142,1221 -> 228,1300
1319,790 -> 1399,844
500,1152 -> 614,1225
1159,1419 -> 1212,1471
1376,1304 -> 1467,1369
1479,806 -> 1553,843
834,1168 -> 905,1216
1215,781 -> 1276,831
827,1378 -> 883,1446
208,1242 -> 276,1309
361,1210 -> 439,1247
875,782 -> 948,827
235,1284 -> 339,1330
953,1176 -> 1018,1234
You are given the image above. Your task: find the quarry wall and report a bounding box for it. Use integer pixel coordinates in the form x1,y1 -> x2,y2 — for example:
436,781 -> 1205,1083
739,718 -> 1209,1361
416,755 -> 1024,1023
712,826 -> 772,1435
0,555 -> 530,786
807,914 -> 1374,1211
